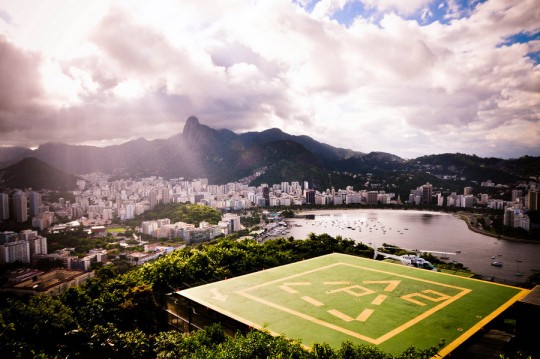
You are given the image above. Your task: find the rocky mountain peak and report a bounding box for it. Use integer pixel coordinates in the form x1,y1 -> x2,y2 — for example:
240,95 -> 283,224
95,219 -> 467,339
183,116 -> 200,135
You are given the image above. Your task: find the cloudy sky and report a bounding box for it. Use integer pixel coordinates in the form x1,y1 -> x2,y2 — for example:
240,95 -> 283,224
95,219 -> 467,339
0,0 -> 538,159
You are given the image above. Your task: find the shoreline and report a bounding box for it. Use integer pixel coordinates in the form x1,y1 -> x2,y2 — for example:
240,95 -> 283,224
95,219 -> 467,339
456,213 -> 539,244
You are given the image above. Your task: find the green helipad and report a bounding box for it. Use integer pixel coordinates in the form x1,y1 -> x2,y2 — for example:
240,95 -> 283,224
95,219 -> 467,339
178,253 -> 529,356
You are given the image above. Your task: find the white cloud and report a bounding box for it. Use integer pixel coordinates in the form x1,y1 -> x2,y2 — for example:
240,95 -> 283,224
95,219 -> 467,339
312,0 -> 351,19
0,0 -> 538,158
361,0 -> 432,15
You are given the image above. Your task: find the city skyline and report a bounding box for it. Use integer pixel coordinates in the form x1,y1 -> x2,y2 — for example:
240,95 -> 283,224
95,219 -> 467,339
0,0 -> 539,159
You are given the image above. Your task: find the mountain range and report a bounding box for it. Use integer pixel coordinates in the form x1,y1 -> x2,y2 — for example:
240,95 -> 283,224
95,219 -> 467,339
0,116 -> 538,193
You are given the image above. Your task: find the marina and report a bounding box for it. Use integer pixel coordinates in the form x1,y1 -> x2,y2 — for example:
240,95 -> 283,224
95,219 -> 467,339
264,209 -> 540,284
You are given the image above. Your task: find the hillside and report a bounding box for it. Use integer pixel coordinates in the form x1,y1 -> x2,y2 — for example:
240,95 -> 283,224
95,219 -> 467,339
0,157 -> 79,191
0,146 -> 33,168
413,153 -> 535,183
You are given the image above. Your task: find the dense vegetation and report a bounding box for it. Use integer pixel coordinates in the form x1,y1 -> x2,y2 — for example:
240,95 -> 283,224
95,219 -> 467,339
0,233 -> 449,358
46,225 -> 119,255
125,203 -> 222,227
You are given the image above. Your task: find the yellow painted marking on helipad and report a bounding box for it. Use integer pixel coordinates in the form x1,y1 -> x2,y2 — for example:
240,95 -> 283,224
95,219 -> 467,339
423,290 -> 451,302
237,261 -> 474,345
238,290 -> 379,344
401,293 -> 427,306
327,285 -> 375,297
302,296 -> 324,307
279,282 -> 311,294
357,308 -> 374,322
377,288 -> 472,344
328,309 -> 354,322
371,294 -> 387,305
240,263 -> 344,292
363,280 -> 401,292
324,281 -> 352,285
401,290 -> 452,306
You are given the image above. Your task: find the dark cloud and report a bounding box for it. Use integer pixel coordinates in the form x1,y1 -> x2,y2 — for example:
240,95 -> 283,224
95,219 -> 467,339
0,36 -> 42,113
0,36 -> 51,147
89,8 -> 193,80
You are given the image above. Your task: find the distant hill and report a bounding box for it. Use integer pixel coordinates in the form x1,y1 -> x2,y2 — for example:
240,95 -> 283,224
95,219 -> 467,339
414,153 -> 537,184
0,117 -> 537,190
0,146 -> 33,168
0,157 -> 79,191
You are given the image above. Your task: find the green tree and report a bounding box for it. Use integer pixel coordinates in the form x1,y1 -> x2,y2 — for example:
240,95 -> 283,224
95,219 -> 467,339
0,296 -> 77,357
80,323 -> 153,359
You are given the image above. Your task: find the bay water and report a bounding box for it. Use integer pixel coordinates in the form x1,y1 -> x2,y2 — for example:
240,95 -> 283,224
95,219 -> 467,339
278,209 -> 540,284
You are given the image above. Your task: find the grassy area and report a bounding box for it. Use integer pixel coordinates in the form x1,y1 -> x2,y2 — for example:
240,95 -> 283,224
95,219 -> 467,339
180,253 -> 528,356
106,227 -> 126,233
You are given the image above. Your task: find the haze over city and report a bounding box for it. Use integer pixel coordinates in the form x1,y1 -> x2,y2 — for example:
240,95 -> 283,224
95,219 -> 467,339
0,0 -> 538,159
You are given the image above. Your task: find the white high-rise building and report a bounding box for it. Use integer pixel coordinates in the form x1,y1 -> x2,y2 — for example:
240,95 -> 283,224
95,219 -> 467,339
19,229 -> 37,241
142,221 -> 158,236
13,191 -> 28,223
29,191 -> 42,217
125,202 -> 135,220
479,193 -> 489,204
0,240 -> 31,265
504,207 -> 516,226
149,190 -> 158,210
161,187 -> 171,204
461,195 -> 474,208
102,208 -> 113,221
77,179 -> 86,190
221,213 -> 241,232
367,191 -> 378,205
0,193 -> 9,220
437,193 -> 444,206
31,235 -> 48,255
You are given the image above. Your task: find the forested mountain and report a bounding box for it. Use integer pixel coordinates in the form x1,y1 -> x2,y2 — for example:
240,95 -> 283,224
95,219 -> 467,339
0,116 -> 537,190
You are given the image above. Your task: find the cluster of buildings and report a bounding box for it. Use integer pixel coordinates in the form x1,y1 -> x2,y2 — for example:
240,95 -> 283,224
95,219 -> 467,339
0,190 -> 51,227
410,183 -> 494,208
0,229 -> 47,266
0,214 -> 244,270
2,173 -> 538,233
409,183 -> 538,231
1,175 -> 538,258
0,227 -> 106,270
55,174 -> 401,224
0,228 -> 97,296
502,189 -> 538,232
140,213 -> 241,244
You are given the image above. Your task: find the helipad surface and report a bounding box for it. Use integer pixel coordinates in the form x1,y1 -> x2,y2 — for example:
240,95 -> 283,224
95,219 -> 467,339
178,253 -> 529,356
